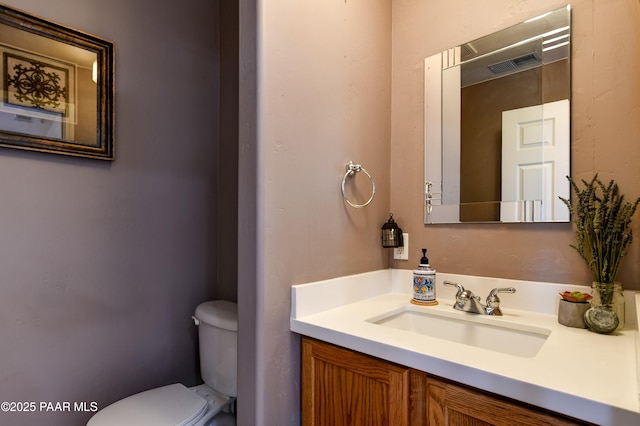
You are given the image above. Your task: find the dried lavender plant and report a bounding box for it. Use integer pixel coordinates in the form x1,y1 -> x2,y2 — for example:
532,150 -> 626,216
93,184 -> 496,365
559,175 -> 640,286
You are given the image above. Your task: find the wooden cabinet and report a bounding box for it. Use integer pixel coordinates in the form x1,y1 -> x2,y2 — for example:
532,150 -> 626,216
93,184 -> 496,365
302,337 -> 587,426
423,375 -> 586,426
302,337 -> 411,425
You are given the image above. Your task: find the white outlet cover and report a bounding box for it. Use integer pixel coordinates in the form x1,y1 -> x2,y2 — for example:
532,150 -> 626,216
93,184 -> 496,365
394,233 -> 409,260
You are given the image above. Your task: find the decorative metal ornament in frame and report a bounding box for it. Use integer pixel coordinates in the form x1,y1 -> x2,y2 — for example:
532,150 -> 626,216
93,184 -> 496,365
0,4 -> 114,160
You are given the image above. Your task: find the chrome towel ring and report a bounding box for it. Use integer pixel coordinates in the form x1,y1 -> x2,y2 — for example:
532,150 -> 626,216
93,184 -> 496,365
341,161 -> 375,208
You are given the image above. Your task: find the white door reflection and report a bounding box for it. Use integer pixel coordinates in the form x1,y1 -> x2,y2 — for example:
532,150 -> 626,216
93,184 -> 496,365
500,99 -> 570,222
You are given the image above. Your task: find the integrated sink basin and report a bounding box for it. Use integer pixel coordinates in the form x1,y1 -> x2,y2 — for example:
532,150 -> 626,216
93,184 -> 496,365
367,307 -> 551,358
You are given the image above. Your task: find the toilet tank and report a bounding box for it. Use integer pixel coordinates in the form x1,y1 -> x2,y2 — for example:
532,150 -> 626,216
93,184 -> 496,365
194,300 -> 237,398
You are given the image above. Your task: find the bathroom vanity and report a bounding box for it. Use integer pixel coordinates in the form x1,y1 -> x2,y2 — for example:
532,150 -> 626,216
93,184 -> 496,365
302,337 -> 581,425
291,270 -> 640,425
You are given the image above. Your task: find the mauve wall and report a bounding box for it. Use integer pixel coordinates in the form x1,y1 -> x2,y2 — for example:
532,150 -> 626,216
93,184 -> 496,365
241,0 -> 392,424
390,0 -> 640,289
0,1 -> 232,425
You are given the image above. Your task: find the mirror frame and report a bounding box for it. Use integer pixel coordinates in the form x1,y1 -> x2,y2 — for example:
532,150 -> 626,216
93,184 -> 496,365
424,5 -> 571,224
0,5 -> 114,160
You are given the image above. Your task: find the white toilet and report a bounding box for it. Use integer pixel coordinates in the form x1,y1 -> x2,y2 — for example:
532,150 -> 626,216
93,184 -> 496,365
88,300 -> 238,426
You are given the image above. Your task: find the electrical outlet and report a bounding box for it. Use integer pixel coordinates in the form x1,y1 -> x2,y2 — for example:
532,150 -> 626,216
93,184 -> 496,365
393,233 -> 409,260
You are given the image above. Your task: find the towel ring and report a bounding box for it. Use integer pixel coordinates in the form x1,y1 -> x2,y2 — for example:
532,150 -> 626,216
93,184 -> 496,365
341,161 -> 376,208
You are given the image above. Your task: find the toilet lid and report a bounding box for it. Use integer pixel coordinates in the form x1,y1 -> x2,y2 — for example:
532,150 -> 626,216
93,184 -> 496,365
88,383 -> 208,426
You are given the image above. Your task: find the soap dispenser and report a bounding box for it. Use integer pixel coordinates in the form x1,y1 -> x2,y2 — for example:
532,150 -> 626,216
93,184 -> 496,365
411,248 -> 437,306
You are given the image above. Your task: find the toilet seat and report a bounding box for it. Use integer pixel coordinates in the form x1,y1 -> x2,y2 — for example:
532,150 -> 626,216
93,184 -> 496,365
88,383 -> 208,426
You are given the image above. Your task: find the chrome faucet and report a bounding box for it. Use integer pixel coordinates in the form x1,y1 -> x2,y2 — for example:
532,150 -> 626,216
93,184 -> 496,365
444,281 -> 516,316
443,281 -> 484,314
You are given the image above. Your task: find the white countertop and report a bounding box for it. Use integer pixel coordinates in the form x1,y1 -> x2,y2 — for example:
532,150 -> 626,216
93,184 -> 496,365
290,269 -> 640,426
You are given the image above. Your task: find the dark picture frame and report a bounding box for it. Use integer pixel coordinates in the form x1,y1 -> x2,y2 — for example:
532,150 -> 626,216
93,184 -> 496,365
0,4 -> 114,160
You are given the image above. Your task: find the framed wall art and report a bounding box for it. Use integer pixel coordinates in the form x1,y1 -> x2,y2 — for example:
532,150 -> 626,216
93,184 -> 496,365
0,4 -> 114,160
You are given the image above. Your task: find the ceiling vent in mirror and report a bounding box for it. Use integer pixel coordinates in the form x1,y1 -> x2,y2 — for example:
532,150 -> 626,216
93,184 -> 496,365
488,52 -> 541,74
461,43 -> 477,61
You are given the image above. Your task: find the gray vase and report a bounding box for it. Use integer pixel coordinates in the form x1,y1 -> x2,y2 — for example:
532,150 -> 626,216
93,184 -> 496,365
557,300 -> 590,328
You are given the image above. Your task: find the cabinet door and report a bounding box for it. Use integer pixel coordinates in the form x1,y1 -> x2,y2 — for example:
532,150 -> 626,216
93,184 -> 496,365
302,337 -> 410,426
426,376 -> 586,426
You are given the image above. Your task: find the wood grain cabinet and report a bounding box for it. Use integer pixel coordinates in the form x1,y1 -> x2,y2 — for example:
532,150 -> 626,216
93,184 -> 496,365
302,337 -> 588,426
302,336 -> 411,425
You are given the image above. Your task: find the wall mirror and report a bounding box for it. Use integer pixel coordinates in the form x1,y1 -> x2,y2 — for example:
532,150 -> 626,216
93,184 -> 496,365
0,5 -> 114,160
424,5 -> 571,224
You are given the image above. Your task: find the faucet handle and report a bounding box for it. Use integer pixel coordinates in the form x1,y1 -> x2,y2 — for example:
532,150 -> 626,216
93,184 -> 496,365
444,281 -> 465,308
444,281 -> 481,311
485,287 -> 516,315
444,280 -> 465,295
